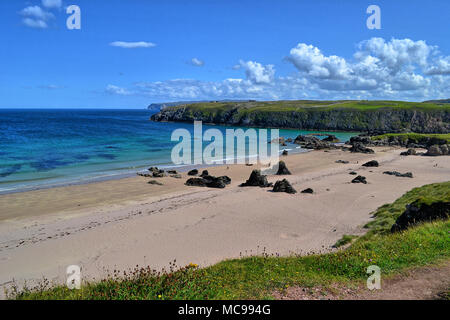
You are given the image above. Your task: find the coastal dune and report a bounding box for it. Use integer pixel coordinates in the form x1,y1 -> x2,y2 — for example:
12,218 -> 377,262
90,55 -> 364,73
0,147 -> 449,294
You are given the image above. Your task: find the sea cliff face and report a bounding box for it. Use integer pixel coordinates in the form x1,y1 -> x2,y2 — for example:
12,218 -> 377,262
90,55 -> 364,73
150,100 -> 450,133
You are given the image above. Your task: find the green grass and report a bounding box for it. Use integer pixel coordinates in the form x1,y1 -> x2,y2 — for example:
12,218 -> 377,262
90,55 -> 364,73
333,235 -> 359,248
166,100 -> 450,114
364,181 -> 450,235
9,182 -> 450,300
371,133 -> 450,144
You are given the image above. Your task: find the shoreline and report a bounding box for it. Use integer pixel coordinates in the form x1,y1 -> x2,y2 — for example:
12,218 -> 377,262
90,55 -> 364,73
1,147 -> 449,295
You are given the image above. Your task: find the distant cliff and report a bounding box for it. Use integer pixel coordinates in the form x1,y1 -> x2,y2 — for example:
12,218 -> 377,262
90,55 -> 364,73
151,100 -> 450,133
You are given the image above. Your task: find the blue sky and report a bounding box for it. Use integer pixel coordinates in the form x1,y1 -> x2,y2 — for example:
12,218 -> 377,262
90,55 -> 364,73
1,0 -> 449,108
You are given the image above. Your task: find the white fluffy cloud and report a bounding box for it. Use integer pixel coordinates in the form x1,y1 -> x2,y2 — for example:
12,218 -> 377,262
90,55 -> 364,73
189,58 -> 205,67
106,38 -> 450,101
239,60 -> 275,84
109,41 -> 157,49
106,85 -> 133,96
41,0 -> 62,9
20,5 -> 54,28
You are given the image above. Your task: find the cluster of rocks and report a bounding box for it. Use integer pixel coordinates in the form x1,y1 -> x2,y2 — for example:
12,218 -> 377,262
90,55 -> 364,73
186,175 -> 231,188
425,144 -> 450,156
391,200 -> 449,232
383,171 -> 413,178
349,134 -> 449,157
348,143 -> 375,154
400,148 -> 417,156
293,135 -> 339,150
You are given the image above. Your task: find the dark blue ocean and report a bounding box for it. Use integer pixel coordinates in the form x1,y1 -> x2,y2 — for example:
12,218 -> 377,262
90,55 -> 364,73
0,109 -> 357,194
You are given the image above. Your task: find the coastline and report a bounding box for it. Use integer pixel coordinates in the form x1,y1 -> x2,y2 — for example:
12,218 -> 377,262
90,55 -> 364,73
1,146 -> 449,295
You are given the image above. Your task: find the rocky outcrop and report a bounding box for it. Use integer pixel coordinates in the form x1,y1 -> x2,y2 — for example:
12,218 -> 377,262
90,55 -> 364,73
240,170 -> 273,187
323,135 -> 340,143
400,149 -> 417,156
294,135 -> 336,150
187,169 -> 199,176
273,179 -> 297,194
276,161 -> 291,175
185,175 -> 231,188
151,102 -> 450,133
391,200 -> 449,232
425,144 -> 450,156
351,175 -> 367,184
383,171 -> 413,178
349,143 -> 375,154
362,160 -> 379,167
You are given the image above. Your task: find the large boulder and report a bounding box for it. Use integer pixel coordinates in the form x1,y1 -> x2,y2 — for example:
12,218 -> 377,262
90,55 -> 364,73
272,179 -> 297,194
293,135 -> 334,150
185,175 -> 231,188
200,170 -> 209,177
351,175 -> 367,184
323,135 -> 340,143
349,143 -> 375,154
400,148 -> 416,156
425,144 -> 449,156
362,160 -> 379,167
240,170 -> 272,187
276,161 -> 291,175
391,199 -> 449,232
187,169 -> 199,176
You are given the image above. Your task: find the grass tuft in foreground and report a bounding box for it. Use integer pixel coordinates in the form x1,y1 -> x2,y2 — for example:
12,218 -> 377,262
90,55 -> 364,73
9,182 -> 450,300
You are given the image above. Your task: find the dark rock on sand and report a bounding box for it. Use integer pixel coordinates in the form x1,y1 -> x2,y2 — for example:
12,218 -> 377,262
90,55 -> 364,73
349,143 -> 375,154
351,175 -> 367,184
185,175 -> 231,188
188,169 -> 199,176
323,135 -> 340,143
425,144 -> 450,156
167,169 -> 178,174
170,174 -> 182,179
294,135 -> 335,150
362,160 -> 379,167
185,178 -> 207,187
200,170 -> 209,177
335,160 -> 349,164
349,171 -> 358,175
276,161 -> 291,175
148,180 -> 164,185
137,172 -> 152,177
282,150 -> 288,156
301,188 -> 314,194
153,171 -> 167,178
400,148 -> 416,156
391,200 -> 449,232
273,179 -> 297,194
240,170 -> 273,187
383,171 -> 413,178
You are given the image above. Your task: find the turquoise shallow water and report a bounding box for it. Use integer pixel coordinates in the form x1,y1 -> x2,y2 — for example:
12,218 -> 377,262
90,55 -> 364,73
0,109 -> 357,194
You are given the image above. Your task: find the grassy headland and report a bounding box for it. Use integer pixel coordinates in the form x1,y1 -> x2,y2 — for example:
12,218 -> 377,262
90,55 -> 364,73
10,181 -> 450,300
151,100 -> 450,133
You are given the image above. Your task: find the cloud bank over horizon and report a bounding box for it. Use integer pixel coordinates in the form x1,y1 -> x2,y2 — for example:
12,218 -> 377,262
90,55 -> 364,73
106,37 -> 450,102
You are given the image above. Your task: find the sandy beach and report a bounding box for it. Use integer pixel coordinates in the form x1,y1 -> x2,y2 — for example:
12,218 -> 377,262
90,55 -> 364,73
0,147 -> 449,295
